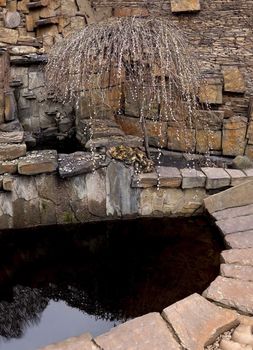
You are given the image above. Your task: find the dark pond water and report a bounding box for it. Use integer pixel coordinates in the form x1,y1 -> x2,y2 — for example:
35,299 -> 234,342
0,217 -> 223,350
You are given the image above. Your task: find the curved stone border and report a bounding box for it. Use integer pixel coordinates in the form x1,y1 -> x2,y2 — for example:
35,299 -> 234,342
39,181 -> 253,349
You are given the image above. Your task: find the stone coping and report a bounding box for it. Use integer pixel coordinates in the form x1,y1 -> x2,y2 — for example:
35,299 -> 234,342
39,181 -> 253,350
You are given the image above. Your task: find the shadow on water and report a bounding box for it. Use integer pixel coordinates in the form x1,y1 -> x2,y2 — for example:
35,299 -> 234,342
0,216 -> 224,349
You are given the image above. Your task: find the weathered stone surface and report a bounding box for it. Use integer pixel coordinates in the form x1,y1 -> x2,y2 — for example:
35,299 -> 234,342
86,169 -> 106,217
96,313 -> 180,350
221,248 -> 253,266
199,83 -> 223,104
225,231 -> 253,249
58,152 -> 107,178
132,167 -> 182,188
196,129 -> 222,153
233,156 -> 253,170
86,135 -> 142,150
171,0 -> 200,12
225,168 -> 248,186
203,276 -> 253,315
222,67 -> 246,93
162,293 -> 238,349
18,150 -> 58,175
0,27 -> 18,44
243,168 -> 253,180
245,145 -> 253,161
201,167 -> 231,189
0,131 -> 24,144
4,10 -> 21,28
39,333 -> 98,350
204,181 -> 253,214
180,168 -> 206,188
39,198 -> 56,226
113,6 -> 149,17
212,203 -> 253,221
0,159 -> 17,174
222,117 -> 248,156
167,127 -> 196,152
216,214 -> 253,235
0,143 -> 26,161
0,120 -> 23,132
221,264 -> 253,282
4,90 -> 17,122
3,174 -> 14,191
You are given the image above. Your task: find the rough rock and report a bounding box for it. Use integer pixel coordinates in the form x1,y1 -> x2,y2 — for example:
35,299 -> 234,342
221,264 -> 253,282
0,27 -> 18,44
167,127 -> 196,152
216,214 -> 253,235
85,135 -> 143,150
196,129 -> 222,153
199,83 -> 223,104
0,143 -> 26,161
225,168 -> 248,187
0,159 -> 18,174
221,248 -> 253,266
171,0 -> 201,12
58,152 -> 108,178
162,293 -> 238,349
225,231 -> 253,249
132,167 -> 181,188
222,67 -> 246,93
232,156 -> 253,170
86,169 -> 106,217
203,276 -> 253,315
96,313 -> 181,350
4,11 -> 21,29
180,168 -> 206,188
18,150 -> 58,175
201,167 -> 231,189
222,117 -> 247,156
39,333 -> 98,350
3,174 -> 15,191
113,6 -> 149,17
232,324 -> 253,345
0,131 -> 24,144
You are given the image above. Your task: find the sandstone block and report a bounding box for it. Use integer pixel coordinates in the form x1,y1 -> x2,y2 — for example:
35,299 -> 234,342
212,203 -> 253,221
199,83 -> 223,104
225,231 -> 253,249
0,131 -> 24,144
245,145 -> 253,160
0,159 -> 18,174
167,127 -> 196,152
39,333 -> 98,350
196,129 -> 222,153
171,0 -> 200,12
96,313 -> 181,350
225,168 -> 248,186
0,143 -> 26,161
221,248 -> 253,266
221,264 -> 253,282
222,117 -> 247,156
222,66 -> 246,93
201,167 -> 231,189
113,7 -> 149,17
18,150 -> 58,175
203,276 -> 253,315
162,293 -> 238,349
216,214 -> 253,235
180,168 -> 206,188
3,174 -> 15,191
0,27 -> 18,44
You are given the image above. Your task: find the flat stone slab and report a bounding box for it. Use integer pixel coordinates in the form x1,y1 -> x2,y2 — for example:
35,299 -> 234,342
86,135 -> 143,150
201,167 -> 231,189
0,143 -> 26,161
159,166 -> 182,187
212,204 -> 253,221
132,171 -> 158,188
221,248 -> 253,266
216,214 -> 253,235
225,230 -> 253,249
58,152 -> 108,178
180,168 -> 206,188
162,293 -> 238,350
95,313 -> 181,350
243,168 -> 253,180
0,159 -> 18,174
221,263 -> 253,282
204,181 -> 253,214
203,276 -> 253,315
0,131 -> 24,144
39,333 -> 98,350
18,150 -> 58,175
225,168 -> 248,187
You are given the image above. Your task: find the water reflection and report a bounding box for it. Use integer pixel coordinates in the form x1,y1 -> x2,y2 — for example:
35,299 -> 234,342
0,217 -> 223,349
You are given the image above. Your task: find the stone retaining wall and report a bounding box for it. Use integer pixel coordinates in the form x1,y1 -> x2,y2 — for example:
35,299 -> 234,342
0,1 -> 253,157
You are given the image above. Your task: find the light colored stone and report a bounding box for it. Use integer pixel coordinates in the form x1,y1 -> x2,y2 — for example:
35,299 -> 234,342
0,131 -> 24,144
220,339 -> 252,350
199,83 -> 223,104
232,324 -> 253,346
0,143 -> 26,161
222,67 -> 246,93
96,313 -> 180,350
18,150 -> 58,175
86,169 -> 106,217
159,167 -> 182,187
225,231 -> 253,249
171,0 -> 200,12
203,276 -> 253,315
39,333 -> 98,350
201,167 -> 231,189
204,181 -> 253,214
180,168 -> 206,188
4,10 -> 21,28
212,204 -> 253,221
216,214 -> 253,235
221,248 -> 253,266
167,126 -> 196,152
0,27 -> 18,44
0,159 -> 17,174
222,117 -> 247,156
162,293 -> 238,349
196,129 -> 222,153
221,264 -> 253,282
225,168 -> 248,186
243,169 -> 253,180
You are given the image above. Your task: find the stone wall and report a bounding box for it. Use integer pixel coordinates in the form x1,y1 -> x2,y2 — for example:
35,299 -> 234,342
0,0 -> 253,157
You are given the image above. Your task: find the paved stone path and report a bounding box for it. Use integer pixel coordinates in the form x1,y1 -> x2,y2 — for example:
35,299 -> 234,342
40,180 -> 253,350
